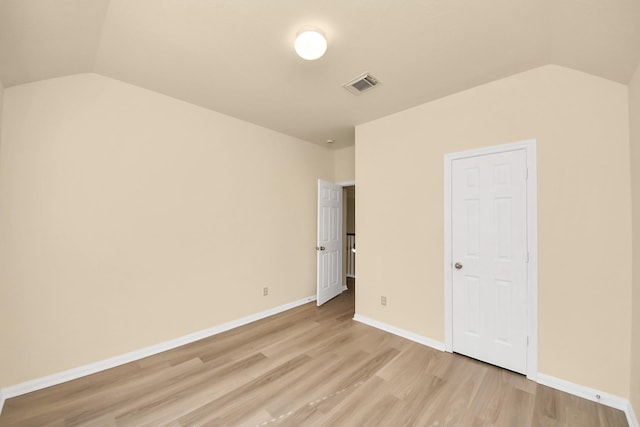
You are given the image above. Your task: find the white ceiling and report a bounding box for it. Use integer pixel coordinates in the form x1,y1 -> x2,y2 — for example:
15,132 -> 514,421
1,0 -> 639,148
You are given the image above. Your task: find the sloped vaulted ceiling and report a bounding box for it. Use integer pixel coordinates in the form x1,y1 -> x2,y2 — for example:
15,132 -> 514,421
1,0 -> 639,148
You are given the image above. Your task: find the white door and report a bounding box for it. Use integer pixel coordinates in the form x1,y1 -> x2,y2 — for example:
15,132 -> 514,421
317,180 -> 343,306
451,149 -> 528,374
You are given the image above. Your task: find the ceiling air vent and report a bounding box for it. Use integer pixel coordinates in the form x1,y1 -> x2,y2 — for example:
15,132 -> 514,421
343,73 -> 380,95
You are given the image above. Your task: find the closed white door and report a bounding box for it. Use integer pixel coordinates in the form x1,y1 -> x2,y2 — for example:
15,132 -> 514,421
451,149 -> 528,374
317,180 -> 343,306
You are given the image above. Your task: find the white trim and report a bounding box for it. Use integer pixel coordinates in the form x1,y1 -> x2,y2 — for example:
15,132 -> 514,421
628,401 -> 640,427
538,373 -> 638,427
0,390 -> 4,416
353,314 -> 445,351
0,294 -> 316,408
444,139 -> 538,380
336,180 -> 355,187
346,274 -> 356,279
342,284 -> 348,291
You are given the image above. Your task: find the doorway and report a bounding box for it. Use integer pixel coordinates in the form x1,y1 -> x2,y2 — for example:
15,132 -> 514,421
444,140 -> 538,379
344,185 -> 356,289
316,180 -> 355,307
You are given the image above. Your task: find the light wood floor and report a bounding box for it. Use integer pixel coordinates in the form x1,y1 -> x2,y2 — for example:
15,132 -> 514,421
0,283 -> 628,427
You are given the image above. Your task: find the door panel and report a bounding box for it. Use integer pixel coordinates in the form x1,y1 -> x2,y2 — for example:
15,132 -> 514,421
452,149 -> 528,374
317,180 -> 343,306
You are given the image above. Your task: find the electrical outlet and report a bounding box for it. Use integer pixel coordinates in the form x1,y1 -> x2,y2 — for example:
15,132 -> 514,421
381,296 -> 387,306
263,287 -> 269,296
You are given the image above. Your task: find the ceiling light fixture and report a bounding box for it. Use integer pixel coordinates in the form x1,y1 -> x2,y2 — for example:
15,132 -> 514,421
294,30 -> 327,60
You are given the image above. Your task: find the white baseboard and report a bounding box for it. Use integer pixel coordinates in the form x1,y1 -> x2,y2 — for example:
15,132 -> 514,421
353,313 -> 445,352
538,373 -> 638,427
0,294 -> 316,415
628,402 -> 639,427
346,274 -> 356,279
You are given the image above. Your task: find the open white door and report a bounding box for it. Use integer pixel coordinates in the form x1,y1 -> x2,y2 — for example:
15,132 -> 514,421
317,180 -> 343,306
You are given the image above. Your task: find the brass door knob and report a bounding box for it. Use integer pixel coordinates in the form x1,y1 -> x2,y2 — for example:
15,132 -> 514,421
454,262 -> 463,270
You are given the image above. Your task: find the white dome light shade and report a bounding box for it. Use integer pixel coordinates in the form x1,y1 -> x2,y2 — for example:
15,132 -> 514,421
294,31 -> 327,60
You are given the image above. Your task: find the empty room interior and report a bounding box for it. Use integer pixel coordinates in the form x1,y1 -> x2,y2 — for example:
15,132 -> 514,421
1,0 -> 640,425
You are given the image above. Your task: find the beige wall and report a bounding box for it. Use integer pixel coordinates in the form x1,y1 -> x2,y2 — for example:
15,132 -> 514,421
334,146 -> 355,183
0,73 -> 333,388
630,62 -> 640,417
356,65 -> 632,397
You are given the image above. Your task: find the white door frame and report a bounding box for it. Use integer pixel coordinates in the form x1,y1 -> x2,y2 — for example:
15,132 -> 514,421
444,139 -> 538,380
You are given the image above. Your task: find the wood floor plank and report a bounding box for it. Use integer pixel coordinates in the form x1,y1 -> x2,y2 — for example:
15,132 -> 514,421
16,358 -> 205,427
175,354 -> 312,426
262,349 -> 365,420
104,353 -> 268,426
318,376 -> 399,426
0,282 -> 629,427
